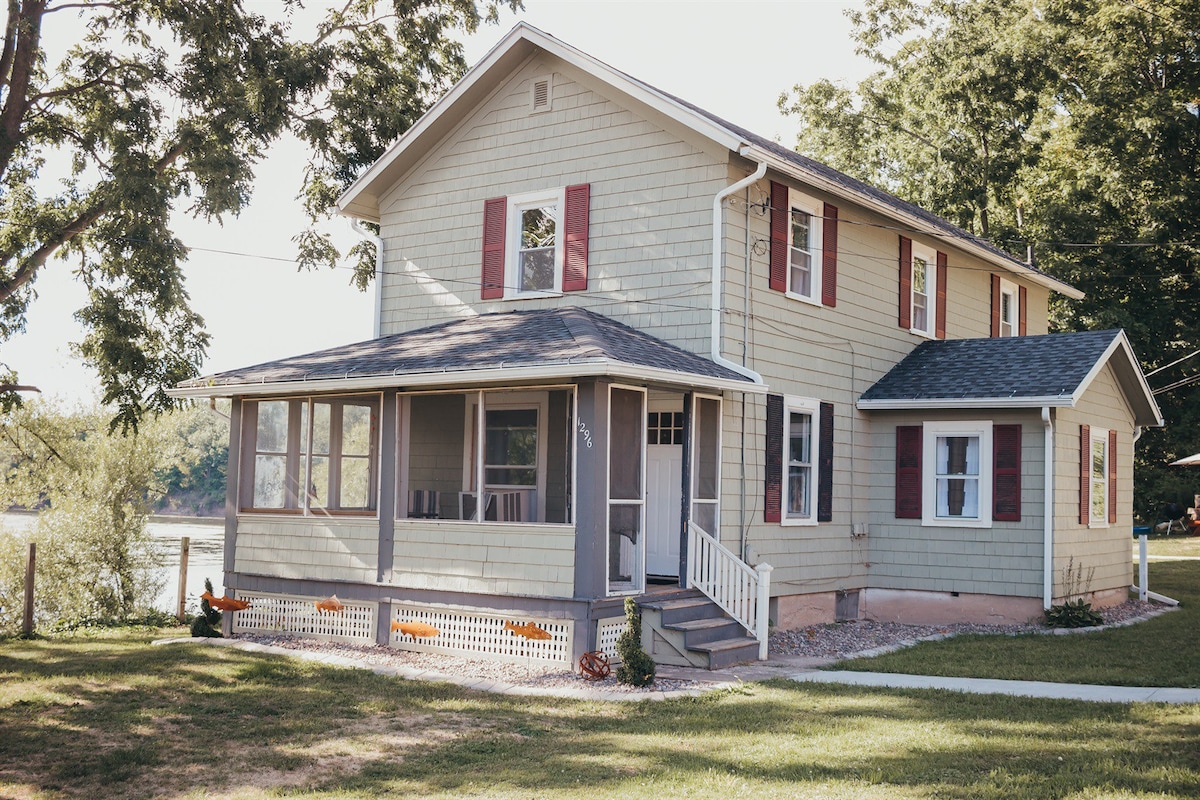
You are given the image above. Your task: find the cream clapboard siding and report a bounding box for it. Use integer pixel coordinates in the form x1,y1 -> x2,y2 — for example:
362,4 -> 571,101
862,409 -> 1046,597
235,517 -> 378,584
714,160 -> 1053,597
373,56 -> 727,355
390,520 -> 575,598
1052,364 -> 1136,597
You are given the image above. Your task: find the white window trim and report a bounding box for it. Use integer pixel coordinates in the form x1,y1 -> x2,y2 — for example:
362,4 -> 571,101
784,189 -> 824,306
505,188 -> 565,299
999,277 -> 1019,337
921,420 -> 992,528
1089,427 -> 1110,529
781,395 -> 820,527
910,241 -> 938,338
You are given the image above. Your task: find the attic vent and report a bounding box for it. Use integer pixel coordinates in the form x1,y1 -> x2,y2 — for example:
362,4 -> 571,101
530,74 -> 552,113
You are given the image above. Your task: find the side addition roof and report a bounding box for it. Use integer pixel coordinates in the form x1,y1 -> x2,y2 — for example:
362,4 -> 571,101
335,22 -> 1081,300
858,329 -> 1163,426
170,307 -> 764,398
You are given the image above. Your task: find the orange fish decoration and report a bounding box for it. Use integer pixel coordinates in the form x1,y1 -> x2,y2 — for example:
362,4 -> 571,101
391,620 -> 440,638
201,591 -> 251,612
504,621 -> 552,640
314,595 -> 345,613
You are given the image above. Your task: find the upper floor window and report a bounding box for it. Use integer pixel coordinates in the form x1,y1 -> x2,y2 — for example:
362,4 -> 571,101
991,274 -> 1025,338
481,185 -> 590,300
241,395 -> 380,515
769,180 -> 838,306
510,191 -> 564,295
911,242 -> 937,337
788,192 -> 822,303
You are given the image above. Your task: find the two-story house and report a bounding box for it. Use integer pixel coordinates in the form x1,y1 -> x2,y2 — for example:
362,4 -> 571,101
171,24 -> 1162,670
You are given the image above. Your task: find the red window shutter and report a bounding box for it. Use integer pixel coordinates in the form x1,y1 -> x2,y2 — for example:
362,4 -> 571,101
898,236 -> 912,329
818,402 -> 834,522
993,424 -> 1022,521
764,394 -> 783,522
1079,424 -> 1091,525
562,183 -> 590,292
990,274 -> 1001,337
1108,428 -> 1118,524
769,181 -> 788,292
935,251 -> 948,339
481,197 -> 507,300
1019,285 -> 1028,336
896,425 -> 922,519
821,203 -> 838,307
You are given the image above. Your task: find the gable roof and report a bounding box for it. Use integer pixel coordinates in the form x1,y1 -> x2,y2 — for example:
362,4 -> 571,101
170,307 -> 764,398
857,329 -> 1163,426
336,22 -> 1081,300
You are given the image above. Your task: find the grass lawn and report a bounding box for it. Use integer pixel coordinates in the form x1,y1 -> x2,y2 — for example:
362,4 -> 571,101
1142,534 -> 1200,558
0,629 -> 1197,799
837,560 -> 1200,687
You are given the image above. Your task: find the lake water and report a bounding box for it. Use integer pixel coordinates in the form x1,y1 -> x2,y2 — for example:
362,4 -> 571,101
2,513 -> 225,615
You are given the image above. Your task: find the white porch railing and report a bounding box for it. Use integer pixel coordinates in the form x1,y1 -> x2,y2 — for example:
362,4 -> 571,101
685,522 -> 773,660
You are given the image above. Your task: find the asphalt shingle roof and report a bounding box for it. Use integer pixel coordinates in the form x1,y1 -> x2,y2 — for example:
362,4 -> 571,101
859,330 -> 1123,402
179,307 -> 754,389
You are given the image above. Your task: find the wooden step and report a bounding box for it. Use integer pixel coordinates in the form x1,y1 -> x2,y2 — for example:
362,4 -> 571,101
691,636 -> 760,670
663,616 -> 747,647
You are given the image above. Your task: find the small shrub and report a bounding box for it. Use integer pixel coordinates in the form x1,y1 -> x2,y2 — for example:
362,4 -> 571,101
189,578 -> 222,638
1045,598 -> 1104,628
615,596 -> 655,687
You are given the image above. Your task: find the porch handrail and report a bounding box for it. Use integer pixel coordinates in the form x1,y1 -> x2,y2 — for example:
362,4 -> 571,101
685,522 -> 773,660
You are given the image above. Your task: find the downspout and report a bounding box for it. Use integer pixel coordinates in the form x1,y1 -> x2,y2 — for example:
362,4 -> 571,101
712,149 -> 766,384
350,219 -> 385,339
1042,406 -> 1054,609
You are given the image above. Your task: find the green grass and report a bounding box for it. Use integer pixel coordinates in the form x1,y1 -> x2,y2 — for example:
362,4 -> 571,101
1143,534 -> 1200,558
0,628 -> 1197,799
837,560 -> 1200,687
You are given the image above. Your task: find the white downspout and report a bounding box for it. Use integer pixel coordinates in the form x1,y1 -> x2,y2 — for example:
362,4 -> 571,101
712,149 -> 766,383
350,219 -> 385,339
1042,406 -> 1054,609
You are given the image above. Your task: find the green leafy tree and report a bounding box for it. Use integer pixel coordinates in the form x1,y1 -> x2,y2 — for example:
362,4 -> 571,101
0,400 -> 174,632
781,0 -> 1200,518
0,0 -> 517,430
152,402 -> 229,516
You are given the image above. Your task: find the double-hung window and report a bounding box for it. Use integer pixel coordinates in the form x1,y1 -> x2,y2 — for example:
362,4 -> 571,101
784,397 -> 819,523
1090,429 -> 1109,526
921,421 -> 992,527
787,192 -> 822,303
910,242 -> 937,337
999,278 -> 1019,337
511,194 -> 562,295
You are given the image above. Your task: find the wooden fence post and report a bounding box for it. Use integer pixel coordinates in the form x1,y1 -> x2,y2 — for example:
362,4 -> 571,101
22,542 -> 35,636
176,536 -> 190,623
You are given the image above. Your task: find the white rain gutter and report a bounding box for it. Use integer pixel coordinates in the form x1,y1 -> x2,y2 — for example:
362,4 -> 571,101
711,149 -> 766,384
350,219 -> 385,339
1042,406 -> 1054,609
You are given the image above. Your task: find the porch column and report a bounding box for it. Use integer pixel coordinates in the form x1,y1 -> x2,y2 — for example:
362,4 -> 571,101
222,397 -> 242,636
573,379 -> 609,600
376,391 -> 398,645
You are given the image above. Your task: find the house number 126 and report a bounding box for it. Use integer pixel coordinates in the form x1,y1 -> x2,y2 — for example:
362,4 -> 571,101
577,420 -> 593,448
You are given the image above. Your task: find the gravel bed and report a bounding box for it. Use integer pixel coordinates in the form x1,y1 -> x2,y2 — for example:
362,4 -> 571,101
233,633 -> 694,695
770,598 -> 1166,661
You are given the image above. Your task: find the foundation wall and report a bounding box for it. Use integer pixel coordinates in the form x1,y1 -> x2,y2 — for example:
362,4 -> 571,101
860,587 -> 1044,626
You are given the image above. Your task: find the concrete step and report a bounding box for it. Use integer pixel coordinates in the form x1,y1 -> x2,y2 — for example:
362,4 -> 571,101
691,636 -> 761,670
664,616 -> 747,647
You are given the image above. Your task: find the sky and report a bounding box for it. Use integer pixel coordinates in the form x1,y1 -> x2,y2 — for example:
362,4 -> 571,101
2,0 -> 875,405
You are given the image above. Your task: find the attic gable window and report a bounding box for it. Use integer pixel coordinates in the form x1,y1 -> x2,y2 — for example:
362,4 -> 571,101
530,74 -> 553,113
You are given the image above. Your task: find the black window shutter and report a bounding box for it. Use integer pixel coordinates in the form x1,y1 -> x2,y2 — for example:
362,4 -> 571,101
818,402 -> 834,522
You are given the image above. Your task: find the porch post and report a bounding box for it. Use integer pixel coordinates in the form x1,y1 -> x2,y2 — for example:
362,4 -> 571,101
376,391 -> 398,645
573,379 -> 610,602
222,397 -> 242,636
678,392 -> 693,585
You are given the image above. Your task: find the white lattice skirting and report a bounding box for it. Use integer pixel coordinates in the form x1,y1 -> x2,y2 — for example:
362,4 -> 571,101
391,603 -> 573,666
232,593 -> 377,643
595,617 -> 626,663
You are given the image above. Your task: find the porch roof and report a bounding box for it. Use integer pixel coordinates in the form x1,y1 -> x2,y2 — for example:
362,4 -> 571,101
170,307 -> 764,398
857,329 -> 1163,427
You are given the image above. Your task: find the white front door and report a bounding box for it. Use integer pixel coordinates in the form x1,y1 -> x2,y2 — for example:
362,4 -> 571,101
645,444 -> 683,578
